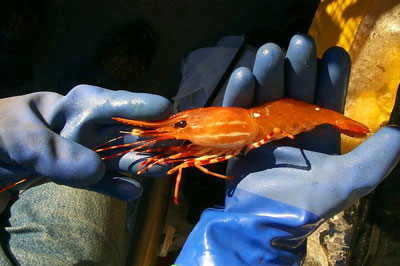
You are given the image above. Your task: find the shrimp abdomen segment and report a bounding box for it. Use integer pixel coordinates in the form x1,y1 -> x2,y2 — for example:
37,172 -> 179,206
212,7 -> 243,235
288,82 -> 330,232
250,98 -> 370,141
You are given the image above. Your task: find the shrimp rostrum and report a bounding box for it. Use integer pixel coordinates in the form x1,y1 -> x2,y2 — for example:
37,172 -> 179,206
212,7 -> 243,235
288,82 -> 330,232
95,98 -> 370,204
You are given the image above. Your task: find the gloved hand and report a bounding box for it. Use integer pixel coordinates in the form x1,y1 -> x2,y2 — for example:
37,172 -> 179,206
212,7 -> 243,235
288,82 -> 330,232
0,85 -> 172,200
175,34 -> 400,265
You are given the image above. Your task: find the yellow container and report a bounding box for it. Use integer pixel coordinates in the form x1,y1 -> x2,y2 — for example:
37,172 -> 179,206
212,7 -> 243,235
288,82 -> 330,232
309,0 -> 400,153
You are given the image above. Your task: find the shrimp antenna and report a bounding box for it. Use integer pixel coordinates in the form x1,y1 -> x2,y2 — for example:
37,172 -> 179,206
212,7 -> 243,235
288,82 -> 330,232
0,178 -> 27,193
93,132 -> 133,150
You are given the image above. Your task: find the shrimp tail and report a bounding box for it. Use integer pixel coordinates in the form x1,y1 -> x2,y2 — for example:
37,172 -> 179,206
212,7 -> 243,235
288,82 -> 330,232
256,99 -> 370,139
311,104 -> 370,137
331,115 -> 370,138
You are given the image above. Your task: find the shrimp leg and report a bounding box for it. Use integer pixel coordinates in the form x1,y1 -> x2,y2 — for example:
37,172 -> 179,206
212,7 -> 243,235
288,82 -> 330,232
246,127 -> 294,153
137,147 -> 213,174
170,149 -> 241,204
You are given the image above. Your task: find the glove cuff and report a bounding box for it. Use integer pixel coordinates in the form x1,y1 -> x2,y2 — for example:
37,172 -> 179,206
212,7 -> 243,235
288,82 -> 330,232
175,208 -> 320,266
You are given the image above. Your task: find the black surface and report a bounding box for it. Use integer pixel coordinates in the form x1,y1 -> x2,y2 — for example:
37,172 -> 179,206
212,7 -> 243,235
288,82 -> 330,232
348,84 -> 400,266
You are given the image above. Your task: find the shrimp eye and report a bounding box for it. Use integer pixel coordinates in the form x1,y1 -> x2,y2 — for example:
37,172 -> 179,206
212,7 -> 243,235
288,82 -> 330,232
174,120 -> 187,128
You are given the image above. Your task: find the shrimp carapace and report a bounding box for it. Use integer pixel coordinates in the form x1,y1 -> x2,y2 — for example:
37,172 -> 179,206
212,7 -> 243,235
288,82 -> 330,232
96,98 -> 370,204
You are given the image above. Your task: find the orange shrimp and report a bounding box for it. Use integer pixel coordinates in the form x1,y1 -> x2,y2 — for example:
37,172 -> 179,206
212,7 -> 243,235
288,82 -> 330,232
95,98 -> 370,204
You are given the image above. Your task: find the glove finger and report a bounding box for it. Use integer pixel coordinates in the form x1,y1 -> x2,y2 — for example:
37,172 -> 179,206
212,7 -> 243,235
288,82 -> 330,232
341,126 -> 400,195
13,127 -> 105,187
105,150 -> 171,177
64,85 -> 173,124
223,67 -> 255,108
294,47 -> 351,154
315,47 -> 351,112
285,34 -> 317,102
252,43 -> 285,105
87,172 -> 143,201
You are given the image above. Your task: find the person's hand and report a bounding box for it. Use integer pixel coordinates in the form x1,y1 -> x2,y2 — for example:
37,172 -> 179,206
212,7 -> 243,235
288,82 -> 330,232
175,34 -> 400,265
0,85 -> 172,200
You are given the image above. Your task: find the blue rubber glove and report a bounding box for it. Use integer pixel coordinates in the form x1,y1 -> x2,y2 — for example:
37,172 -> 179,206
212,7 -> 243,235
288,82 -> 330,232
0,85 -> 172,200
176,34 -> 400,265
